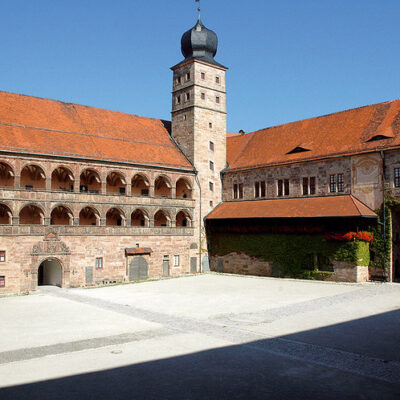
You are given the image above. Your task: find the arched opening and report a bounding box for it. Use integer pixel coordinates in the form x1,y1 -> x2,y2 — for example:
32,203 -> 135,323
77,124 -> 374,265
154,176 -> 172,198
106,172 -> 126,195
131,209 -> 149,227
176,210 -> 192,227
0,204 -> 12,224
106,208 -> 125,226
51,167 -> 74,192
21,165 -> 46,190
19,205 -> 44,225
79,207 -> 100,226
131,174 -> 150,196
38,258 -> 62,287
0,162 -> 14,187
154,210 -> 170,227
51,206 -> 73,226
80,169 -> 101,194
176,178 -> 192,199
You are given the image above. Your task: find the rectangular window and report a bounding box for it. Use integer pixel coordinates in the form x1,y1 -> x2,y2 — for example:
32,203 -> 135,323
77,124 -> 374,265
209,182 -> 214,192
176,76 -> 181,85
233,183 -> 238,199
337,173 -> 344,192
238,183 -> 243,199
0,251 -> 5,262
201,92 -> 205,100
216,96 -> 220,104
186,92 -> 190,101
209,141 -> 214,151
186,72 -> 190,81
302,177 -> 316,196
254,181 -> 265,198
302,177 -> 309,195
209,161 -> 214,171
176,95 -> 181,105
277,180 -> 283,197
284,179 -> 290,196
395,168 -> 400,188
201,72 -> 205,80
330,175 -> 336,193
216,76 -> 220,84
174,255 -> 180,267
260,181 -> 266,197
209,201 -> 213,207
310,177 -> 316,195
255,181 -> 260,198
95,257 -> 103,269
209,122 -> 213,128
0,276 -> 4,288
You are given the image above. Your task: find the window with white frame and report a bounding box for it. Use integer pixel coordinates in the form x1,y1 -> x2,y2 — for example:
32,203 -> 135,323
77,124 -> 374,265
174,255 -> 180,267
0,251 -> 5,262
302,177 -> 316,195
95,257 -> 103,269
277,179 -> 289,197
395,168 -> 400,187
254,181 -> 266,198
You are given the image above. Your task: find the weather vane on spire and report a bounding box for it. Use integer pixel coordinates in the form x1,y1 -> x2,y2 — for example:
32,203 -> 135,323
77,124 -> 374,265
196,0 -> 201,20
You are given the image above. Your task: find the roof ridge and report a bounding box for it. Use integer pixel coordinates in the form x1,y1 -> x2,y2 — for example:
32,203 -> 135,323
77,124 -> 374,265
349,194 -> 374,215
0,121 -> 177,149
0,90 -> 170,124
245,99 -> 400,137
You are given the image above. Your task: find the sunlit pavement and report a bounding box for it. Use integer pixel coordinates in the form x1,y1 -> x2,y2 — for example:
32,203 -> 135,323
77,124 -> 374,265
1,274 -> 400,399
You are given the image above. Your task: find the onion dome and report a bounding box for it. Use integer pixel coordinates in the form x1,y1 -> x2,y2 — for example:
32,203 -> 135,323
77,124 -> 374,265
181,16 -> 221,66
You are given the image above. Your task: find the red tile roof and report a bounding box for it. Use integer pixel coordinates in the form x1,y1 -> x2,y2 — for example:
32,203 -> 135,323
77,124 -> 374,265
206,195 -> 377,220
125,247 -> 152,256
0,91 -> 193,170
227,100 -> 400,171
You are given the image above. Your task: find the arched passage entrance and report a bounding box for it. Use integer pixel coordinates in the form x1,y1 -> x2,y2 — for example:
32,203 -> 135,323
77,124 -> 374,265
38,258 -> 62,287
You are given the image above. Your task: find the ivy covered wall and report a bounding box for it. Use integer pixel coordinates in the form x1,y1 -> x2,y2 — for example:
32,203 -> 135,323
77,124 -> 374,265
208,232 -> 370,279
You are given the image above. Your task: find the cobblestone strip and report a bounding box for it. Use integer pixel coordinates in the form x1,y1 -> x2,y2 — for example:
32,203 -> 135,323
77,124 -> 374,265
0,328 -> 174,365
46,288 -> 400,385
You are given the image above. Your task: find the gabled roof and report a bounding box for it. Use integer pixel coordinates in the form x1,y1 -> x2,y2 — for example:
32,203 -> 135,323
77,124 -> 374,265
227,99 -> 400,171
0,91 -> 193,170
206,195 -> 377,220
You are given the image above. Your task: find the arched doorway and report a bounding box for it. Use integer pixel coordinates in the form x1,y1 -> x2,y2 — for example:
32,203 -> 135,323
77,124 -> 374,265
38,258 -> 62,287
129,256 -> 148,281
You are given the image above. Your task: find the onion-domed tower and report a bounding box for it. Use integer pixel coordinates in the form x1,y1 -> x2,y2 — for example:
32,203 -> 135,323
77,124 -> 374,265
171,13 -> 227,271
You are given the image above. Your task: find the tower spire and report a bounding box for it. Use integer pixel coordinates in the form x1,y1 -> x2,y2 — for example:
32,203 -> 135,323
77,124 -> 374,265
196,0 -> 201,21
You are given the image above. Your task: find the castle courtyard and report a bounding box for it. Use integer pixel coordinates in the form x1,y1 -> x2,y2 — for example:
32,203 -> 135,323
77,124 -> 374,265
0,274 -> 399,399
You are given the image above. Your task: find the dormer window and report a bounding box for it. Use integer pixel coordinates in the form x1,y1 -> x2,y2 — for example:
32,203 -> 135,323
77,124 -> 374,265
287,146 -> 310,154
367,135 -> 393,142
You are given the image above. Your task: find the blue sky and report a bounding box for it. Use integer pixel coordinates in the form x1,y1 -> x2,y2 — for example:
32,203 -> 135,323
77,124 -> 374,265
0,0 -> 399,133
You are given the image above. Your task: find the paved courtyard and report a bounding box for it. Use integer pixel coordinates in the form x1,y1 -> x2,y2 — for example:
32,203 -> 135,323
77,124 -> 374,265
0,273 -> 400,399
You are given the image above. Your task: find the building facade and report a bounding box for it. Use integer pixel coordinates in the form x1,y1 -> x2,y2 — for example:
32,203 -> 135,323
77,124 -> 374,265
1,15 -> 400,295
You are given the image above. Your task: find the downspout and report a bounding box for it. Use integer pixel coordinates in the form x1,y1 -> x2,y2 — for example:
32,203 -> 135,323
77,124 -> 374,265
380,150 -> 387,278
195,171 -> 202,273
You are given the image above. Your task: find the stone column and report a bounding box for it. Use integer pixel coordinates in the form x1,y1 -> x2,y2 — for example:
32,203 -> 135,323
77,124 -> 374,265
14,175 -> 21,189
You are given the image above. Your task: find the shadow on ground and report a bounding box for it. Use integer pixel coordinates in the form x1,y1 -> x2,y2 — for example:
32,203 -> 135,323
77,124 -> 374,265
1,309 -> 400,400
